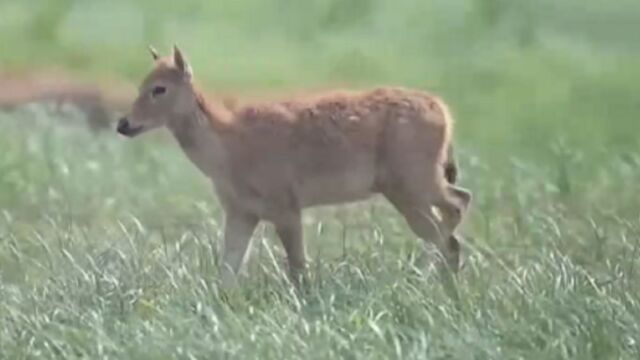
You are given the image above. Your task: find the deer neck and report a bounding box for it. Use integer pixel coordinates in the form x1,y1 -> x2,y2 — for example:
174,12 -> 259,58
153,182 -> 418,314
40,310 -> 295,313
166,93 -> 230,180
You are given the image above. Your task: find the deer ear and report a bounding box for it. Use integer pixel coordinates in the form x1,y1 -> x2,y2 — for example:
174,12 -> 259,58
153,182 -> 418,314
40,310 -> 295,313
148,45 -> 159,61
173,45 -> 193,80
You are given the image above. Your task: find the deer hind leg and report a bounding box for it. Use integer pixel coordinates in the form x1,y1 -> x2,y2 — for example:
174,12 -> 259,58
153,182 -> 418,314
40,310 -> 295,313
435,184 -> 471,231
444,143 -> 458,184
448,185 -> 472,262
382,124 -> 470,271
384,192 -> 456,271
443,143 -> 462,260
384,178 -> 470,272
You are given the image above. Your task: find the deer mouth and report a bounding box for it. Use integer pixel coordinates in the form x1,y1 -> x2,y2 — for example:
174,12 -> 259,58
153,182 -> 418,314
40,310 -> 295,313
116,118 -> 144,137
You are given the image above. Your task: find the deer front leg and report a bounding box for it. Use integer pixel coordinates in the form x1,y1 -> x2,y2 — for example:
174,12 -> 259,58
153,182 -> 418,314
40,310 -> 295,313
219,208 -> 259,289
273,211 -> 307,287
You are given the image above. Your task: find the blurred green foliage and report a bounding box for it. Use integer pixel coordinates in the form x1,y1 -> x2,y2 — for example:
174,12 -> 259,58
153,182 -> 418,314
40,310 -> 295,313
0,0 -> 638,160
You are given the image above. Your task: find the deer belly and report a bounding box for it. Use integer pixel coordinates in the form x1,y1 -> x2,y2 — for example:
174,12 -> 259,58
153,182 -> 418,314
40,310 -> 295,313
297,163 -> 376,207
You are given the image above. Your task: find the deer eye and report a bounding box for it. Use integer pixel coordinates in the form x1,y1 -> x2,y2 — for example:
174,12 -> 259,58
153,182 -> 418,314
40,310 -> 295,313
151,86 -> 166,97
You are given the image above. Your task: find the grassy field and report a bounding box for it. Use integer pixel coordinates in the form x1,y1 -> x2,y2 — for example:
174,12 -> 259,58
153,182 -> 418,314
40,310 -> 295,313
1,0 -> 640,359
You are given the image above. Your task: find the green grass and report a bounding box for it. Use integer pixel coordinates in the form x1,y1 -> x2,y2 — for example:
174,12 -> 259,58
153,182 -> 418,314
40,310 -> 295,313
1,0 -> 640,358
1,96 -> 640,360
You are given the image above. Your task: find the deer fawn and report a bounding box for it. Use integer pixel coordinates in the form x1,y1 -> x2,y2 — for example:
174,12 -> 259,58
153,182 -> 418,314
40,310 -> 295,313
117,46 -> 472,287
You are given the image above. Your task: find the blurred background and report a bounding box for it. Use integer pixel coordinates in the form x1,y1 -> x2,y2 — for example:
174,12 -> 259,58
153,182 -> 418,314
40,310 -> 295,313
1,0 -> 638,158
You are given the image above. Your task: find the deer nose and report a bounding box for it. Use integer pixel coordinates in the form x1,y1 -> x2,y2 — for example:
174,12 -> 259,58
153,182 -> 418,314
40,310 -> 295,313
117,117 -> 130,134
